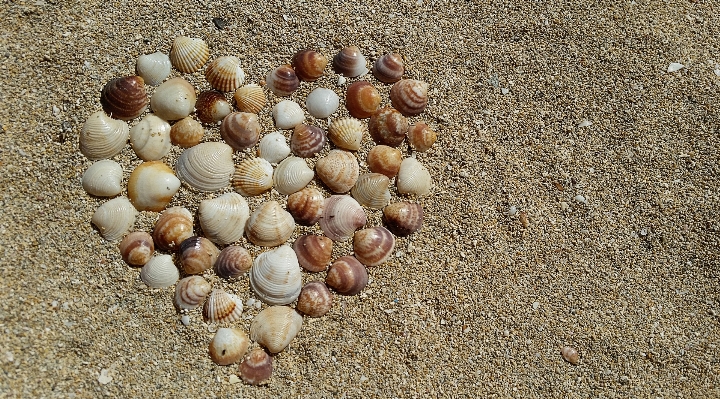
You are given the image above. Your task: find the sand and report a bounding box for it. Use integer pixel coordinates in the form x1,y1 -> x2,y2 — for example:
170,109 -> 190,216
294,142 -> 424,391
1,0 -> 719,397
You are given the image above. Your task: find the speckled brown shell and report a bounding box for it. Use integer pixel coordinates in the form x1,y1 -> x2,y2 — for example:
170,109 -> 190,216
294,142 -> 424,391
407,122 -> 437,152
266,65 -> 299,97
292,49 -> 328,81
293,234 -> 332,272
100,76 -> 148,121
389,79 -> 429,116
170,117 -> 204,148
239,348 -> 273,385
287,187 -> 324,226
345,81 -> 381,119
179,236 -> 220,275
119,231 -> 154,266
221,112 -> 261,151
195,90 -> 233,124
368,107 -> 408,147
325,256 -> 368,296
373,53 -> 404,84
296,281 -> 333,317
234,84 -> 267,114
153,206 -> 194,251
382,202 -> 423,237
215,245 -> 253,279
367,145 -> 402,179
315,150 -> 359,193
353,226 -> 395,266
291,124 -> 326,158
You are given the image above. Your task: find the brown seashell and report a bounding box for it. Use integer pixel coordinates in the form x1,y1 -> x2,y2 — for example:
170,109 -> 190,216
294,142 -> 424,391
390,79 -> 429,116
333,46 -> 368,77
315,149 -> 359,193
293,234 -> 332,272
195,90 -> 233,124
215,245 -> 253,279
232,157 -> 273,197
319,195 -> 367,242
367,145 -> 403,178
209,328 -> 250,366
345,81 -> 381,119
382,202 -> 423,237
234,84 -> 266,114
174,275 -> 212,310
407,122 -> 437,152
179,236 -> 220,275
118,231 -> 154,266
170,36 -> 209,73
292,49 -> 328,81
127,161 -> 181,212
291,124 -> 326,158
205,56 -> 246,92
250,306 -> 303,353
351,173 -> 391,209
100,76 -> 148,121
561,346 -> 579,365
153,206 -> 194,251
286,187 -> 324,226
373,53 -> 404,84
239,348 -> 273,385
296,281 -> 333,317
368,107 -> 408,147
203,288 -> 243,324
266,65 -> 299,97
220,112 -> 261,151
328,118 -> 364,151
170,117 -> 204,148
353,226 -> 395,266
325,256 -> 368,296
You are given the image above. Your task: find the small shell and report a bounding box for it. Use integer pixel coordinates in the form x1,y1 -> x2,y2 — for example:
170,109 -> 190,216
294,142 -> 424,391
305,88 -> 339,119
82,160 -> 123,197
296,281 -> 333,317
368,107 -> 408,147
328,118 -> 364,151
292,49 -> 328,81
136,52 -> 171,86
150,77 -> 197,121
272,100 -> 305,129
170,36 -> 210,73
170,117 -> 204,148
91,196 -> 138,241
353,226 -> 395,266
175,142 -> 235,192
351,173 -> 391,209
293,234 -> 332,272
390,79 -> 429,116
196,90 -> 233,124
286,187 -> 324,226
345,81 -> 381,119
140,254 -> 179,288
383,202 -> 423,237
397,157 -> 432,196
333,46 -> 368,77
325,256 -> 368,295
127,161 -> 181,212
245,201 -> 295,247
198,192 -> 250,245
206,56 -> 246,92
273,157 -> 314,195
100,76 -> 148,121
291,124 -> 326,158
249,245 -> 302,305
180,236 -> 220,275
220,112 -> 262,151
203,288 -> 244,324
315,149 -> 359,193
258,131 -> 291,164
209,328 -> 250,366
373,53 -> 404,84
407,122 -> 437,152
561,346 -> 579,365
129,114 -> 172,161
215,246 -> 253,279
152,206 -> 194,251
79,111 -> 129,160
319,195 -> 367,242
250,306 -> 303,353
265,65 -> 299,97
367,145 -> 402,179
174,275 -> 212,310
119,231 -> 154,266
234,84 -> 267,114
239,348 -> 273,385
232,157 -> 274,197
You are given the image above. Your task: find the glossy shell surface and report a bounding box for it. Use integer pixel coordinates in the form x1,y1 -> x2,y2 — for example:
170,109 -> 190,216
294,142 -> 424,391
150,77 -> 196,121
296,281 -> 333,317
333,46 -> 368,77
345,81 -> 381,119
367,145 -> 402,178
383,202 -> 423,237
266,65 -> 299,97
195,90 -> 233,124
215,245 -> 253,279
305,88 -> 339,119
152,206 -> 194,251
373,53 -> 404,83
287,187 -> 324,226
292,49 -> 328,81
258,131 -> 291,164
220,112 -> 261,151
119,231 -> 154,266
174,275 -> 212,310
319,195 -> 366,242
82,160 -> 123,197
396,157 -> 432,196
100,76 -> 148,121
353,226 -> 395,266
239,348 -> 273,385
136,52 -> 171,86
127,161 -> 180,212
325,256 -> 368,295
179,236 -> 220,275
293,234 -> 332,272
209,328 -> 250,366
273,157 -> 314,195
272,100 -> 305,129
170,117 -> 204,148
291,124 -> 326,158
368,107 -> 408,147
390,79 -> 429,116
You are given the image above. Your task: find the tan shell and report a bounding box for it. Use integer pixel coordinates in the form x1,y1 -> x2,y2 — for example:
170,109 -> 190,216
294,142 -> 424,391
325,256 -> 368,295
296,281 -> 333,317
315,149 -> 359,193
292,49 -> 328,81
79,111 -> 129,160
175,142 -> 235,192
407,122 -> 437,152
234,84 -> 267,114
119,231 -> 154,266
150,77 -> 196,121
397,157 -> 432,196
291,124 -> 326,158
353,226 -> 395,266
220,112 -> 262,151
180,236 -> 220,275
333,46 -> 368,77
232,157 -> 273,197
561,346 -> 580,365
245,201 -> 295,247
368,107 -> 408,147
319,195 -> 367,242
265,64 -> 299,97
367,145 -> 402,178
239,348 -> 273,385
209,328 -> 250,366
195,90 -> 233,124
249,245 -> 302,306
373,53 -> 404,84
390,79 -> 429,116
82,160 -> 123,197
136,52 -> 171,86
203,288 -> 244,324
169,36 -> 209,73
382,202 -> 423,237
215,246 -> 253,279
198,192 -> 250,245
273,157 -> 314,195
129,114 -> 172,161
174,275 -> 212,310
250,306 -> 303,353
100,76 -> 148,121
345,81 -> 381,119
127,161 -> 181,212
351,173 -> 391,209
293,234 -> 332,272
152,206 -> 194,251
287,187 -> 324,226
206,56 -> 245,92
140,254 -> 179,288
170,117 -> 204,148
328,118 -> 364,151
91,196 -> 138,241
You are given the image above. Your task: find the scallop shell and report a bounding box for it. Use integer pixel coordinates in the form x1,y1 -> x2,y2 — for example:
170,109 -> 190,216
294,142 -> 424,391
245,201 -> 295,247
100,76 -> 148,121
198,192 -> 250,245
305,88 -> 339,119
333,46 -> 368,77
286,187 -> 324,226
170,36 -> 210,73
315,149 -> 359,193
328,118 -> 364,151
232,157 -> 274,197
136,52 -> 171,86
79,111 -> 129,160
250,306 -> 303,353
91,196 -> 138,241
234,84 -> 267,114
129,114 -> 172,161
127,161 -> 181,212
150,77 -> 197,121
353,226 -> 395,266
152,206 -> 194,251
272,100 -> 305,129
319,195 -> 367,242
293,234 -> 332,272
382,202 -> 423,237
296,281 -> 333,317
180,236 -> 220,275
220,112 -> 262,151
249,245 -> 302,306
368,107 -> 408,147
397,157 -> 432,196
390,79 -> 429,116
170,117 -> 204,148
325,256 -> 368,295
209,328 -> 250,366
175,142 -> 234,192
214,245 -> 253,279
265,65 -> 299,97
345,81 -> 381,119
351,173 -> 391,209
82,160 -> 123,197
203,288 -> 244,324
367,145 -> 402,179
273,157 -> 314,195
140,254 -> 179,288
373,53 -> 404,84
292,49 -> 328,81
407,122 -> 437,152
174,275 -> 212,310
239,348 -> 273,385
206,56 -> 246,92
258,131 -> 291,164
119,231 -> 155,266
196,90 -> 233,124
291,124 -> 326,158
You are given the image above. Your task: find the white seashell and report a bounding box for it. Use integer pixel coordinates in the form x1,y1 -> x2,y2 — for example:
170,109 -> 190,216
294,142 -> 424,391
667,62 -> 684,73
258,132 -> 291,164
127,161 -> 181,212
79,111 -> 129,160
203,289 -> 244,324
129,114 -> 172,161
91,196 -> 138,241
198,192 -> 250,245
328,117 -> 364,151
140,254 -> 179,288
205,56 -> 246,92
232,157 -> 274,197
250,306 -> 303,353
351,173 -> 391,209
136,52 -> 171,86
175,142 -> 235,192
209,328 -> 250,366
249,245 -> 303,306
273,157 -> 314,195
170,36 -> 210,73
397,157 -> 432,196
82,160 -> 123,197
319,195 -> 367,241
305,88 -> 339,118
174,275 -> 212,310
150,77 -> 197,121
272,100 -> 304,129
245,201 -> 295,247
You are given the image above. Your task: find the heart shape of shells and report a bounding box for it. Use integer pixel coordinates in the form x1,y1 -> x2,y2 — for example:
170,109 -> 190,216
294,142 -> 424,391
82,37 -> 437,385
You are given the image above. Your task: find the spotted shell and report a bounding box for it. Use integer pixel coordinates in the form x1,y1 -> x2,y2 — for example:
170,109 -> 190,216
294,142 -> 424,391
351,173 -> 391,209
232,157 -> 274,197
353,226 -> 395,266
305,88 -> 339,119
129,114 -> 172,161
249,245 -> 302,306
382,202 -> 423,237
170,36 -> 210,73
397,157 -> 432,196
286,187 -> 324,226
273,157 -> 314,195
91,196 -> 138,241
136,52 -> 171,86
195,90 -> 233,124
407,122 -> 437,152
328,118 -> 364,151
127,161 -> 181,212
198,192 -> 250,245
245,201 -> 295,247
293,234 -> 332,272
214,245 -> 253,279
319,195 -> 367,242
100,76 -> 148,121
390,79 -> 429,116
140,254 -> 179,288
266,65 -> 299,97
234,84 -> 267,114
373,53 -> 404,84
325,256 -> 368,295
180,236 -> 220,275
203,289 -> 244,324
152,206 -> 194,251
292,49 -> 328,81
209,328 -> 250,366
239,348 -> 273,385
82,160 -> 123,197
333,46 -> 368,77
170,117 -> 204,148
291,124 -> 326,158
220,112 -> 262,151
367,145 -> 402,179
206,56 -> 246,92
175,142 -> 235,192
315,149 -> 359,193
119,231 -> 154,266
296,281 -> 333,317
368,107 -> 408,147
79,111 -> 129,160
250,306 -> 303,353
150,77 -> 196,121
272,100 -> 305,129
345,81 -> 381,119
174,275 -> 212,310
258,131 -> 291,164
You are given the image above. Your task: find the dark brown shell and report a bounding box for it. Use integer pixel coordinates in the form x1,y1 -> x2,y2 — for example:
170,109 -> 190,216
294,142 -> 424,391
382,202 -> 423,237
373,53 -> 404,84
353,226 -> 394,266
239,348 -> 273,385
100,76 -> 148,121
119,231 -> 154,266
215,245 -> 253,279
220,112 -> 261,151
367,145 -> 402,179
179,236 -> 220,275
407,122 -> 437,152
291,124 -> 327,158
345,81 -> 381,119
291,50 -> 328,82
293,234 -> 332,272
389,79 -> 429,116
153,207 -> 194,251
287,187 -> 324,226
325,256 -> 368,296
296,281 -> 333,317
195,90 -> 232,124
266,65 -> 299,97
368,107 -> 408,147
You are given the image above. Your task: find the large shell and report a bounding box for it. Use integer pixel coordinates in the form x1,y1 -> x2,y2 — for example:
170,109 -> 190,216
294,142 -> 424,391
325,256 -> 368,295
196,90 -> 233,124
351,173 -> 391,209
345,81 -> 381,119
397,157 -> 432,196
390,79 -> 429,116
249,245 -> 302,306
333,46 -> 368,77
180,236 -> 220,275
119,231 -> 154,266
319,195 -> 367,241
250,306 -> 303,353
82,160 -> 123,197
234,84 -> 266,114
170,36 -> 210,73
206,56 -> 246,92
245,201 -> 295,247
136,52 -> 171,86
368,107 -> 408,147
286,187 -> 324,226
198,192 -> 250,245
367,145 -> 402,178
258,131 -> 291,164
292,49 -> 328,81
373,53 -> 404,84
220,112 -> 262,151
129,114 -> 172,161
407,122 -> 437,152
305,88 -> 339,119
153,206 -> 194,251
353,226 -> 395,266
266,65 -> 299,97
209,328 -> 250,366
150,77 -> 196,121
140,254 -> 179,288
315,150 -> 359,193
175,142 -> 234,192
203,289 -> 244,324
79,111 -> 129,160
232,157 -> 274,197
382,202 -> 423,237
272,100 -> 305,129
328,118 -> 364,151
239,348 -> 273,385
91,196 -> 138,241
273,157 -> 314,195
174,275 -> 212,310
100,76 -> 148,121
215,245 -> 253,279
127,161 -> 181,212
296,281 -> 333,317
291,124 -> 326,158
293,234 -> 332,272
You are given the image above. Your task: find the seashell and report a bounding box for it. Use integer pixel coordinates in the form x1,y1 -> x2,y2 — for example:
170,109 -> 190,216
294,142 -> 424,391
305,88 -> 339,119
257,131 -> 291,164
232,157 -> 273,197
249,245 -> 302,305
293,234 -> 332,272
179,236 -> 220,275
345,81 -> 381,119
272,100 -> 305,129
407,122 -> 437,152
127,161 -> 181,212
383,202 -> 423,237
328,118 -> 364,151
119,231 -> 154,266
265,65 -> 299,97
239,348 -> 273,385
368,107 -> 408,147
561,346 -> 579,365
91,196 -> 138,241
234,84 -> 266,114
250,306 -> 303,353
315,149 -> 359,193
397,157 -> 432,196
220,112 -> 261,151
150,77 -> 196,121
390,79 -> 429,116
367,145 -> 402,179
373,53 -> 404,84
206,56 -> 246,92
273,157 -> 314,195
152,206 -> 194,251
170,36 -> 210,73
203,288 -> 243,324
209,328 -> 250,366
198,192 -> 250,245
296,281 -> 333,317
175,142 -> 234,192
136,52 -> 171,86
215,245 -> 253,279
351,173 -> 391,209
319,195 -> 366,241
82,160 -> 123,197
333,46 -> 368,77
292,49 -> 327,81
140,254 -> 179,288
129,114 -> 172,161
286,187 -> 324,226
245,201 -> 295,247
195,90 -> 233,124
325,256 -> 368,295
291,124 -> 326,158
353,226 -> 395,266
100,76 -> 148,121
174,275 -> 212,310
79,111 -> 129,160
170,117 -> 204,148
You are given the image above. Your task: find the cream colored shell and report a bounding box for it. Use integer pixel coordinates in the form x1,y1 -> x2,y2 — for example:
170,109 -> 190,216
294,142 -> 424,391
136,52 -> 171,86
245,201 -> 295,247
175,142 -> 234,192
150,77 -> 196,121
250,306 -> 303,353
249,245 -> 302,306
129,114 -> 172,161
198,192 -> 250,245
140,254 -> 179,288
273,157 -> 314,195
91,196 -> 138,241
351,173 -> 391,209
127,161 -> 181,212
169,36 -> 209,73
82,160 -> 123,197
232,157 -> 274,197
79,111 -> 129,160
315,149 -> 359,193
272,100 -> 304,129
328,117 -> 364,151
396,157 -> 432,196
258,131 -> 291,164
234,84 -> 267,114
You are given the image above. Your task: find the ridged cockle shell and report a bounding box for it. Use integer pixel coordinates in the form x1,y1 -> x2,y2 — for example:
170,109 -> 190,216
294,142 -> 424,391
100,76 -> 148,121
209,328 -> 250,366
273,157 -> 314,195
245,201 -> 295,247
292,49 -> 328,81
325,256 -> 368,295
140,254 -> 179,288
390,79 -> 429,116
127,161 -> 181,212
333,46 -> 368,77
305,88 -> 339,119
129,114 -> 172,161
345,81 -> 381,119
266,65 -> 299,97
150,77 -> 196,121
328,118 -> 364,151
369,107 -> 408,147
293,234 -> 332,272
170,36 -> 209,73
206,56 -> 245,92
397,157 -> 432,196
79,111 -> 129,160
373,53 -> 404,83
234,84 -> 266,114
250,306 -> 303,353
286,187 -> 324,226
91,196 -> 138,241
152,206 -> 194,251
315,150 -> 359,193
175,142 -> 234,192
319,195 -> 366,241
249,245 -> 302,305
232,157 -> 273,197
198,192 -> 250,245
82,160 -> 123,197
136,52 -> 171,86
203,289 -> 244,324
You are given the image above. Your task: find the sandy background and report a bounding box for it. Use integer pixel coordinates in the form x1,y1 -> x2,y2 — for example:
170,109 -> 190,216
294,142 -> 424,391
1,0 -> 719,397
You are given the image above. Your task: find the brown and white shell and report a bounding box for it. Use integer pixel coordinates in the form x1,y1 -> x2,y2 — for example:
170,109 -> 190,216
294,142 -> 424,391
351,173 -> 391,209
390,79 -> 429,116
345,81 -> 381,119
266,65 -> 299,97
407,122 -> 437,152
152,206 -> 194,251
195,90 -> 233,124
150,77 -> 196,121
295,281 -> 333,317
232,157 -> 274,197
249,245 -> 302,306
561,346 -> 579,365
396,157 -> 432,196
328,118 -> 364,151
169,36 -> 210,73
292,49 -> 328,81
333,46 -> 368,77
100,76 -> 148,121
205,56 -> 245,92
245,201 -> 295,247
119,231 -> 154,266
315,150 -> 359,193
239,348 -> 273,385
319,195 -> 367,242
373,53 -> 404,84
220,112 -> 262,151
250,306 -> 303,353
234,84 -> 266,114
382,202 -> 423,237
214,245 -> 253,279
127,161 -> 181,212
368,107 -> 408,147
293,234 -> 332,272
291,124 -> 326,158
367,145 -> 403,179
203,288 -> 244,324
140,254 -> 179,288
198,192 -> 250,245
209,328 -> 250,366
175,142 -> 235,192
174,275 -> 212,310
179,236 -> 220,275
353,226 -> 395,266
325,256 -> 368,295
91,196 -> 138,242
286,187 -> 324,226
79,111 -> 129,160
170,117 -> 204,148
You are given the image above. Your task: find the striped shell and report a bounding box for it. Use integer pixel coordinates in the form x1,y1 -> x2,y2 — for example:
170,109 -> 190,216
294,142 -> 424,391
296,281 -> 333,317
245,201 -> 295,247
100,76 -> 148,121
195,90 -> 233,124
291,124 -> 326,158
91,196 -> 138,241
119,231 -> 154,266
382,202 -> 423,237
174,276 -> 212,310
249,245 -> 303,306
127,161 -> 181,212
250,306 -> 303,353
287,187 -> 324,226
129,114 -> 172,161
150,77 -> 196,121
333,46 -> 368,77
170,36 -> 209,73
198,192 -> 250,245
258,131 -> 291,164
220,112 -> 261,151
345,81 -> 381,119
390,79 -> 429,116
232,157 -> 274,196
373,53 -> 404,84
293,234 -> 332,272
136,52 -> 171,86
79,111 -> 129,160
367,145 -> 402,178
266,65 -> 299,97
397,157 -> 432,196
273,157 -> 314,195
272,100 -> 305,129
82,160 -> 123,197
319,195 -> 367,242
368,107 -> 408,147
328,118 -> 364,151
152,206 -> 194,251
179,236 -> 220,275
353,226 -> 395,266
351,173 -> 391,209
175,142 -> 234,192
215,246 -> 253,279
170,117 -> 204,148
315,149 -> 359,193
292,49 -> 328,81
140,254 -> 179,288
206,56 -> 245,92
203,289 -> 244,324
239,348 -> 273,385
234,84 -> 266,114
325,256 -> 368,295
305,88 -> 339,119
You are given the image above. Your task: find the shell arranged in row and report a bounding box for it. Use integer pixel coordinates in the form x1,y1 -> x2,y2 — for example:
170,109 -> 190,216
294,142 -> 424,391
292,49 -> 327,81
174,275 -> 212,310
175,142 -> 234,192
136,52 -> 171,86
369,107 -> 408,147
215,245 -> 253,279
245,201 -> 295,247
315,149 -> 359,193
258,131 -> 291,164
383,202 -> 423,237
266,65 -> 299,97
196,90 -> 233,124
127,161 -> 180,212
153,206 -> 194,251
80,111 -> 129,160
91,196 -> 138,241
180,236 -> 220,275
249,245 -> 302,306
140,254 -> 179,288
328,118 -> 364,151
150,77 -> 196,121
221,112 -> 261,151
390,79 -> 429,116
82,160 -> 123,197
373,53 -> 404,84
273,157 -> 314,195
346,81 -> 381,119
203,288 -> 243,324
354,226 -> 395,266
206,56 -> 245,92
319,195 -> 366,242
239,348 -> 273,385
129,114 -> 172,161
351,173 -> 390,209
119,231 -> 154,266
287,187 -> 324,226
333,46 -> 368,77
367,145 -> 402,179
198,192 -> 250,245
273,100 -> 305,129
170,36 -> 210,73
407,122 -> 437,152
232,157 -> 273,196
305,88 -> 339,119
209,328 -> 250,366
293,234 -> 332,272
296,281 -> 333,317
170,117 -> 204,148
325,256 -> 368,295
397,157 -> 432,196
234,84 -> 266,114
250,306 -> 303,353
291,124 -> 326,158
100,76 -> 148,121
